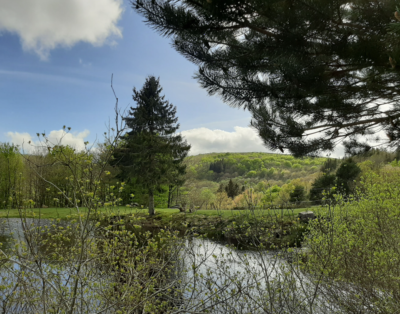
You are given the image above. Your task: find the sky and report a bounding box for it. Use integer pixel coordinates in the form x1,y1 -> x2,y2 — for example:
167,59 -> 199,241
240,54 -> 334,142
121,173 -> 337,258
0,0 -> 343,157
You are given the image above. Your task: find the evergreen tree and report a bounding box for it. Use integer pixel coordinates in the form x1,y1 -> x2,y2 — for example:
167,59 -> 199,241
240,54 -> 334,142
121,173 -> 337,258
210,159 -> 225,173
309,174 -> 336,204
217,183 -> 224,193
336,158 -> 361,195
133,0 -> 400,156
225,179 -> 240,199
115,76 -> 191,215
289,186 -> 306,204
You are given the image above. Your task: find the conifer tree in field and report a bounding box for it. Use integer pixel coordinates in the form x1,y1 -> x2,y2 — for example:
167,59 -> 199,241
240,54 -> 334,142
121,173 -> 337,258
225,179 -> 240,199
133,0 -> 400,156
115,76 -> 191,215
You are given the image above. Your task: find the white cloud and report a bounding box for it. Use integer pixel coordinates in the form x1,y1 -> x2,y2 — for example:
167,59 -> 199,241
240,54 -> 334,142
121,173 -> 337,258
0,0 -> 123,60
181,127 -> 272,156
6,129 -> 90,154
181,126 -> 347,158
330,145 -> 345,159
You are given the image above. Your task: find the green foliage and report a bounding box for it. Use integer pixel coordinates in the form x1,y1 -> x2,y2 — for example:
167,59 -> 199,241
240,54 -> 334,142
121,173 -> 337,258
185,152 -> 325,184
261,185 -> 281,204
246,170 -> 257,178
390,159 -> 400,167
320,158 -> 339,174
267,167 -> 277,178
250,158 -> 263,170
209,158 -> 226,173
217,183 -> 224,193
305,166 -> 400,311
283,161 -> 292,168
260,167 -> 268,178
200,188 -> 216,209
350,148 -> 398,169
0,143 -> 24,208
255,181 -> 267,192
153,185 -> 169,208
310,158 -> 361,203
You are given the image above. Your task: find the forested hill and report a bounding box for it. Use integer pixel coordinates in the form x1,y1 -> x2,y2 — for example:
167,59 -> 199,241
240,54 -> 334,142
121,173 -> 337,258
183,152 -> 327,185
178,150 -> 399,210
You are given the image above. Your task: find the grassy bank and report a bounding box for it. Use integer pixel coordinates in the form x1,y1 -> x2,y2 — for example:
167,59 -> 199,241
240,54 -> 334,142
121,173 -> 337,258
1,206 -> 310,249
0,206 -> 307,219
142,208 -> 308,249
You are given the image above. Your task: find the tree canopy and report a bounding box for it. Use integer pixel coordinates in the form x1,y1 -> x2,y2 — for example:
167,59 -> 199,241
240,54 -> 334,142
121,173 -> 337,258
114,76 -> 191,215
133,0 -> 400,156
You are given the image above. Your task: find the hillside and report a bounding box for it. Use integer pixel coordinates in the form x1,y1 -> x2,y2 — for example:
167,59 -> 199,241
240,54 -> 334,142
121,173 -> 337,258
183,152 -> 327,187
175,149 -> 400,211
173,152 -> 329,210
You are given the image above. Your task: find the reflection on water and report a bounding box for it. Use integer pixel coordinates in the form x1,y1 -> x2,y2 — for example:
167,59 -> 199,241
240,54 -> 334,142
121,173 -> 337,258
0,218 -> 79,259
181,238 -> 343,314
0,218 -> 347,314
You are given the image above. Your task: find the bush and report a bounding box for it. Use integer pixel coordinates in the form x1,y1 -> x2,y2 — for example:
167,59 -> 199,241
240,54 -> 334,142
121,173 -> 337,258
283,161 -> 292,168
246,170 -> 257,178
304,165 -> 400,312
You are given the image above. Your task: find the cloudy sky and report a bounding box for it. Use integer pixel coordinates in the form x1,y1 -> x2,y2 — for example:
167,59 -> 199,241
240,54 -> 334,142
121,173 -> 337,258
0,0 -> 342,157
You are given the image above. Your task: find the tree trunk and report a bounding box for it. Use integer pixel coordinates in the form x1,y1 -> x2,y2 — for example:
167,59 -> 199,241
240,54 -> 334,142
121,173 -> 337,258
167,185 -> 172,208
148,189 -> 155,215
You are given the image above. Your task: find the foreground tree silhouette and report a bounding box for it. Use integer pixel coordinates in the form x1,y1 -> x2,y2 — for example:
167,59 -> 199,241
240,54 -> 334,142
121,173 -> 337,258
115,76 -> 190,215
133,0 -> 400,156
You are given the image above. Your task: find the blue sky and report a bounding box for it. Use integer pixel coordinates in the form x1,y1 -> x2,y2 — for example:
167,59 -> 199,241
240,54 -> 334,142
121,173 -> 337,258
0,0 -> 342,157
0,0 -> 268,156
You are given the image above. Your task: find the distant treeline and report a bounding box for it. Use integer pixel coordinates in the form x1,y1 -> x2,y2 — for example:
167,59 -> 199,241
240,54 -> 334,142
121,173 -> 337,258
1,143 -> 400,210
185,152 -> 326,182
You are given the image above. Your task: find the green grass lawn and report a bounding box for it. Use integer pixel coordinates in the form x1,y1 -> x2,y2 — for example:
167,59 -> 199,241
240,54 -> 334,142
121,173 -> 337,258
0,206 -> 151,219
0,206 -> 309,219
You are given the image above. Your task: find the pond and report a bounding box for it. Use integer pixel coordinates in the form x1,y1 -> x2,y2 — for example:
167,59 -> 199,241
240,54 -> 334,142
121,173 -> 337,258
0,218 -> 355,313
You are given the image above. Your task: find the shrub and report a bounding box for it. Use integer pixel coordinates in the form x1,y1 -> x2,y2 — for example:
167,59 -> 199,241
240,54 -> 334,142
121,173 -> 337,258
246,170 -> 257,178
304,166 -> 400,312
283,161 -> 292,168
